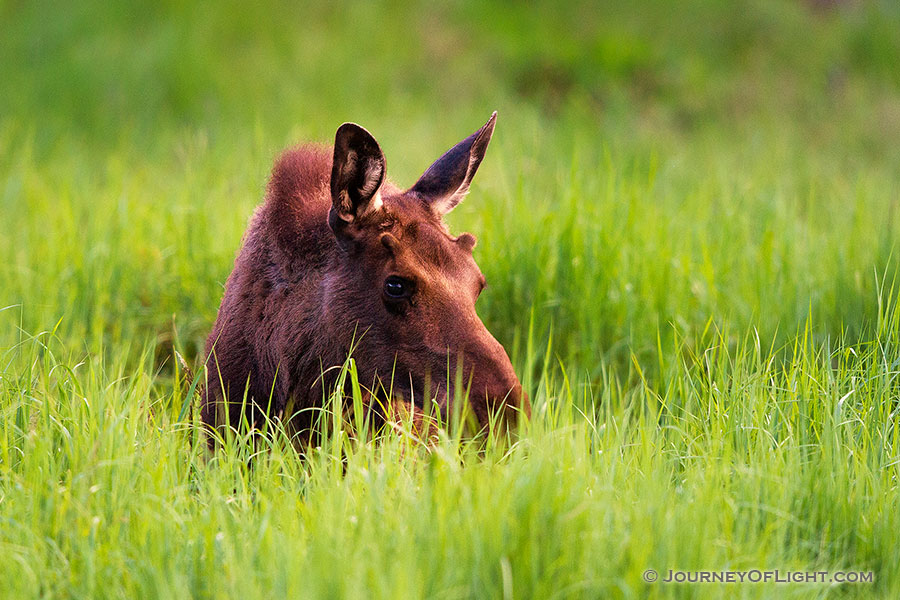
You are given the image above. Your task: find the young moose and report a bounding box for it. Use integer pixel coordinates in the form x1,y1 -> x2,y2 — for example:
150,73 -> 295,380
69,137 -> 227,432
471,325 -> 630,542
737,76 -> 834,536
201,113 -> 528,439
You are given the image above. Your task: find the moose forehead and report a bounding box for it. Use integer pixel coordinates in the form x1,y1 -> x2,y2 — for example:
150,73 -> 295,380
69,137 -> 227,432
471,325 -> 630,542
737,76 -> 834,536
381,194 -> 483,287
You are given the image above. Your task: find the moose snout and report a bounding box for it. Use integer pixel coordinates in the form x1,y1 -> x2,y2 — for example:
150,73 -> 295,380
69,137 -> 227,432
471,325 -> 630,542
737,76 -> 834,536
480,368 -> 530,422
463,336 -> 530,426
481,366 -> 521,407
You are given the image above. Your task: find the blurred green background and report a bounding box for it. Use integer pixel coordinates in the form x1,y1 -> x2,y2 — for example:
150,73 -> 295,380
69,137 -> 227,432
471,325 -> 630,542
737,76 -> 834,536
3,0 -> 900,373
4,0 -> 900,378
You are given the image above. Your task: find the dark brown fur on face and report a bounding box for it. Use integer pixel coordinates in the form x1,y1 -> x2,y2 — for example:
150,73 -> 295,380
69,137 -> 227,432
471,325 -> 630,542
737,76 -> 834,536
201,112 -> 529,439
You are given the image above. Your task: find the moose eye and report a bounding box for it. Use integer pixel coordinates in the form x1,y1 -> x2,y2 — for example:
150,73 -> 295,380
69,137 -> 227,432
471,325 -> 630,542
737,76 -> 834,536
383,276 -> 412,299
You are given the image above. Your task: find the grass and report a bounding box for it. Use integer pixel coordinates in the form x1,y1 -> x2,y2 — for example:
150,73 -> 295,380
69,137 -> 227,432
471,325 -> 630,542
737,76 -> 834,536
2,0 -> 900,597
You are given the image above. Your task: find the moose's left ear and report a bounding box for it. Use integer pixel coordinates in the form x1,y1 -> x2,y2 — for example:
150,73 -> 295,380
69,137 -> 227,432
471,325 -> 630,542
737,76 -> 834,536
409,112 -> 496,216
330,123 -> 386,227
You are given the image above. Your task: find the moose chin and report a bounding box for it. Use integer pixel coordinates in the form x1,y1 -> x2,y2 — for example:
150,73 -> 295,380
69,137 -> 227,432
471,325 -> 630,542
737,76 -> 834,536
201,112 -> 529,442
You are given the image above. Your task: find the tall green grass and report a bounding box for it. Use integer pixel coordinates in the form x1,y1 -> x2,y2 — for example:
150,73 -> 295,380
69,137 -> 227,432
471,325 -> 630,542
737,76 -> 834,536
2,0 -> 900,597
2,292 -> 898,598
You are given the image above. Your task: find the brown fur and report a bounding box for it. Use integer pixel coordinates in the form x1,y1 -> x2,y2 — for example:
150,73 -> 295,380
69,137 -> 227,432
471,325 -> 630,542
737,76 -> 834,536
201,113 -> 528,441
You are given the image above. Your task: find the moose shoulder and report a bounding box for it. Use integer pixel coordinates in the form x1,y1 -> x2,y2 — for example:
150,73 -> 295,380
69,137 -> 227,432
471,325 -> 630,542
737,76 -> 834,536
201,113 -> 529,439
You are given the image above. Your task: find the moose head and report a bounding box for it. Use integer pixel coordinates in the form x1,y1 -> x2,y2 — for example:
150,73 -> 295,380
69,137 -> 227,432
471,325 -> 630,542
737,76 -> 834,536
322,113 -> 529,426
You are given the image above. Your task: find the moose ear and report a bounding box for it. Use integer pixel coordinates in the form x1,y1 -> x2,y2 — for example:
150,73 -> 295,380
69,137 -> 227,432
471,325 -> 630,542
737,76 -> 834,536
330,123 -> 386,227
409,112 -> 496,216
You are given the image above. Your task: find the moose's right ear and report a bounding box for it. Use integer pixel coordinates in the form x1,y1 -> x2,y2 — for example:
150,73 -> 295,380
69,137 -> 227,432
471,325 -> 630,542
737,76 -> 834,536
409,112 -> 496,216
330,123 -> 386,232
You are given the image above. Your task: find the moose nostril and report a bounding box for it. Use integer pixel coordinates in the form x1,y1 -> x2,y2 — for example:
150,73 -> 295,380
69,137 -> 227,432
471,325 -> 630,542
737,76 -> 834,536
479,381 -> 529,427
506,382 -> 522,403
508,383 -> 531,416
486,380 -> 524,409
518,389 -> 532,418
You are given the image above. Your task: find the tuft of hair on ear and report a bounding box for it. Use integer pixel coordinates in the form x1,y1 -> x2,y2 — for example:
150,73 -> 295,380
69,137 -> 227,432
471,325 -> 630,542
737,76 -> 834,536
409,111 -> 497,217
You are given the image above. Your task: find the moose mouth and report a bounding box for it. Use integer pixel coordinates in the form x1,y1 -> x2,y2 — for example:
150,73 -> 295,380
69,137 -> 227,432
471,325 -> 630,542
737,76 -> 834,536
368,369 -> 521,429
368,372 -> 450,417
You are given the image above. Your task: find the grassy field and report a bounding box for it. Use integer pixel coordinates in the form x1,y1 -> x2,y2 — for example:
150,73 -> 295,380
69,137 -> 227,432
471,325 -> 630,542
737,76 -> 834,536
2,0 -> 900,598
